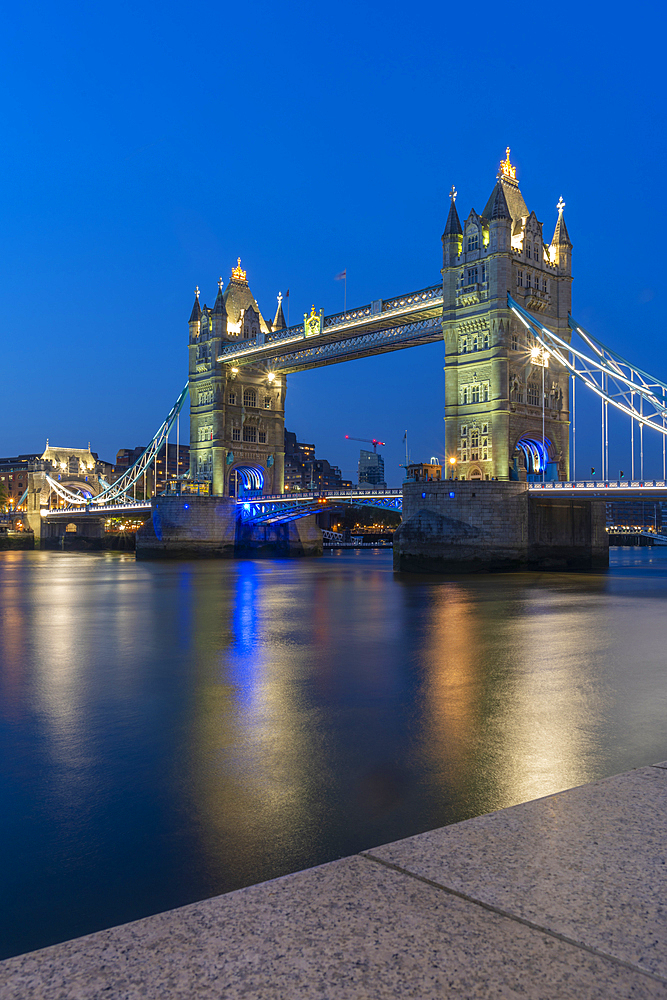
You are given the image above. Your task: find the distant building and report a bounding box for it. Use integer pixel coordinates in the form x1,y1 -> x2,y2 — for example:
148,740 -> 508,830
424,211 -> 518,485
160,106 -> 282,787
406,461 -> 442,483
358,449 -> 386,487
284,430 -> 352,492
607,501 -> 662,531
115,443 -> 190,494
0,444 -> 115,509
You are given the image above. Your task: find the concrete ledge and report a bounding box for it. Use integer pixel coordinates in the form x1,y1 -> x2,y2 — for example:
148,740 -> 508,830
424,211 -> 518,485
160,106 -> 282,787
2,765 -> 667,998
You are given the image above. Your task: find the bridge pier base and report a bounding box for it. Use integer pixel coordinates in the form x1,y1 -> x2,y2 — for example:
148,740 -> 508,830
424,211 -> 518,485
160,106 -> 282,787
135,497 -> 323,559
394,481 -> 608,573
136,496 -> 237,559
235,515 -> 323,558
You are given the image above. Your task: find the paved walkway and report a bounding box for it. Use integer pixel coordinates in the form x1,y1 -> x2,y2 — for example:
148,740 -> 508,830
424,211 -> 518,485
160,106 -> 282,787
2,762 -> 667,998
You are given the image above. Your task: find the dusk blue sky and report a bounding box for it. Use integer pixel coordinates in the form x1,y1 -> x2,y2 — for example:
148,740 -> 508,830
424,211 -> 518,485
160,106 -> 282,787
1,2 -> 665,485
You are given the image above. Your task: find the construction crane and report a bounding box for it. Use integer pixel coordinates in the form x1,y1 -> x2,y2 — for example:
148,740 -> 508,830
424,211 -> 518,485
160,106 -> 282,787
344,435 -> 386,453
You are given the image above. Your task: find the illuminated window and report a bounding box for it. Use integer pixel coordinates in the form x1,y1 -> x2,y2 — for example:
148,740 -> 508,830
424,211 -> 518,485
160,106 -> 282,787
243,426 -> 257,443
528,383 -> 540,406
467,230 -> 479,252
264,396 -> 271,409
243,389 -> 257,407
517,270 -> 523,287
232,428 -> 241,441
258,431 -> 267,444
228,392 -> 236,405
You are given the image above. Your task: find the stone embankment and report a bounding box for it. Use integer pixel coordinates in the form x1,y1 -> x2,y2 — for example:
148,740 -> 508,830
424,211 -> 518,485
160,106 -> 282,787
2,762 -> 666,998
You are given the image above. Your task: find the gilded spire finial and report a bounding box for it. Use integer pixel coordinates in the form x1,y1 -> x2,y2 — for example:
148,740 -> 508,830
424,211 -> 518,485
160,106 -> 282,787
218,276 -> 223,291
500,147 -> 516,181
449,184 -> 457,203
195,286 -> 200,299
231,257 -> 247,282
557,195 -> 565,216
277,291 -> 283,306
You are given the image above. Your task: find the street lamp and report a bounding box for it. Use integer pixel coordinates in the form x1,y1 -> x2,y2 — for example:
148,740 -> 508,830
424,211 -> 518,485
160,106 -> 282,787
449,456 -> 457,480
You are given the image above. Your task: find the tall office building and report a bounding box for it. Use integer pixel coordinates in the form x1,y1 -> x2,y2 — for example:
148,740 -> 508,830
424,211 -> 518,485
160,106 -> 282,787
358,449 -> 386,487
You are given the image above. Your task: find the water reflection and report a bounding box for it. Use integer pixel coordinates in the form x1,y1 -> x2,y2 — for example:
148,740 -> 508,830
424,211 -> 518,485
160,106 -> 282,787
1,548 -> 667,959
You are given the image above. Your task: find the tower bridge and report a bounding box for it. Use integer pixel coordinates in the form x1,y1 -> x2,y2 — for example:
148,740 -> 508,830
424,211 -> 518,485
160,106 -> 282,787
31,150 -> 667,569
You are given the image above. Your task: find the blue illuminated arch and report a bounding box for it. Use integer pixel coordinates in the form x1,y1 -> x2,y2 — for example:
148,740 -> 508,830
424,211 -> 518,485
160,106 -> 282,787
515,437 -> 552,475
230,465 -> 264,497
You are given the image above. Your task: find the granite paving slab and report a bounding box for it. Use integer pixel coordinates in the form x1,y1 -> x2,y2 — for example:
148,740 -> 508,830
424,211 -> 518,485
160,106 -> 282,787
1,854 -> 664,1000
366,765 -> 667,981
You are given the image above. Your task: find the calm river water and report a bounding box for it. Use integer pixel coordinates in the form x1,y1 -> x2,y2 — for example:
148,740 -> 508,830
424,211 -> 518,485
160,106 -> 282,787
1,547 -> 667,959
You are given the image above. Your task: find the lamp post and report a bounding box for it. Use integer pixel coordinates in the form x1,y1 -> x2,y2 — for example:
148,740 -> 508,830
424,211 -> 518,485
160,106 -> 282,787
449,456 -> 456,480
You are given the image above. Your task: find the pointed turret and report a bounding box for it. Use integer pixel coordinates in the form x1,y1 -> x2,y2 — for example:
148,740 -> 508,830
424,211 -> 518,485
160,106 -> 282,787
213,277 -> 227,315
551,197 -> 572,247
442,185 -> 463,267
189,286 -> 202,324
442,186 -> 463,238
273,292 -> 287,331
549,196 -> 573,273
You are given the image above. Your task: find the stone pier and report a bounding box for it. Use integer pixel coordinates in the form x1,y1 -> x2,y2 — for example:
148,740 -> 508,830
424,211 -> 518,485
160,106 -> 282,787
394,480 -> 608,573
135,496 -> 322,559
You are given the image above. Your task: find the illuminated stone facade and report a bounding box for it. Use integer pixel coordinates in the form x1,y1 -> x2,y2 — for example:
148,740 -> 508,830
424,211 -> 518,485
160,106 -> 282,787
188,262 -> 286,496
442,151 -> 573,481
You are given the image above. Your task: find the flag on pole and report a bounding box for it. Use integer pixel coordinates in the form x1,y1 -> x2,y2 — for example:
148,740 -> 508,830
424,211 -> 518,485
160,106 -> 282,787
335,270 -> 346,281
285,289 -> 290,297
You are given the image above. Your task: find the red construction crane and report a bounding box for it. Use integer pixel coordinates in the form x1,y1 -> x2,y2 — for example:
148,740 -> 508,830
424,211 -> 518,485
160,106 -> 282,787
344,435 -> 386,453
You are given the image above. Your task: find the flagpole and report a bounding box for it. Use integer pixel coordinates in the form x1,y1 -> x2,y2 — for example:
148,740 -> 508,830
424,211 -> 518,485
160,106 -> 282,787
344,271 -> 347,316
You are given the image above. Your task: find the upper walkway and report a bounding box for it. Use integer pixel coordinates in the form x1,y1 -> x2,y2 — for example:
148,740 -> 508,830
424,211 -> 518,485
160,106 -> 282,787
217,283 -> 444,373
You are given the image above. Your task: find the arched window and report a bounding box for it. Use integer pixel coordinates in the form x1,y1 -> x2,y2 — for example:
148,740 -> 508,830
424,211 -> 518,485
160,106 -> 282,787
472,336 -> 478,352
472,385 -> 480,404
467,229 -> 479,252
483,333 -> 489,350
243,388 -> 257,407
483,385 -> 489,402
462,387 -> 468,404
461,338 -> 468,354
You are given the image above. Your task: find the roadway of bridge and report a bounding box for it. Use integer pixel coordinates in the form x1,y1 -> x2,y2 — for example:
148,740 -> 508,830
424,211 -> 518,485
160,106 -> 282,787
528,480 -> 667,499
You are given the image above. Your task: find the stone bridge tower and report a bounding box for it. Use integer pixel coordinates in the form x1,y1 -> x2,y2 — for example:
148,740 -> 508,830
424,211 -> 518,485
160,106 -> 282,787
442,150 -> 573,481
188,260 -> 286,496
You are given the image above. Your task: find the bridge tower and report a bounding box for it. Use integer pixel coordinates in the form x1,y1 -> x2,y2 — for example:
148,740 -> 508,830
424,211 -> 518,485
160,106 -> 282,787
442,150 -> 572,481
188,260 -> 286,496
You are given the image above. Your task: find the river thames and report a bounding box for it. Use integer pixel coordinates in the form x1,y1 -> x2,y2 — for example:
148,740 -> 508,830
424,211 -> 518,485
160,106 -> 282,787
1,546 -> 666,959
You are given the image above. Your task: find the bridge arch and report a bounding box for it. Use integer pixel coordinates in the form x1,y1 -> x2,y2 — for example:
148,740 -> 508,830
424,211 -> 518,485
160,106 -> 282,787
513,435 -> 555,480
228,464 -> 265,497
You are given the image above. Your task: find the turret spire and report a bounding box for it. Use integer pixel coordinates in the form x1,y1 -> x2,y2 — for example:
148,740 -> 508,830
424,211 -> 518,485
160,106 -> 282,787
272,291 -> 287,331
442,185 -> 463,237
551,195 -> 572,247
189,286 -> 202,323
213,276 -> 227,316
